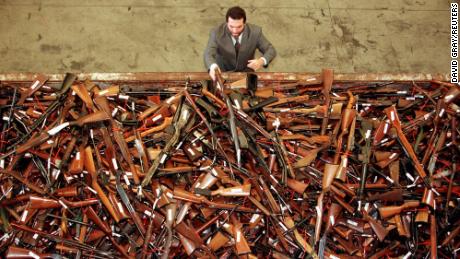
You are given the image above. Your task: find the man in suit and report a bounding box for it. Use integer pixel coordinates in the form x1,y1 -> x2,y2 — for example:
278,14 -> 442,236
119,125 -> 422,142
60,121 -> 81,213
204,6 -> 277,80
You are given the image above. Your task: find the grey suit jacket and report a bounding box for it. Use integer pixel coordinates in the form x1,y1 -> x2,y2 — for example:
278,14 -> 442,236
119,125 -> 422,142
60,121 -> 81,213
204,23 -> 276,72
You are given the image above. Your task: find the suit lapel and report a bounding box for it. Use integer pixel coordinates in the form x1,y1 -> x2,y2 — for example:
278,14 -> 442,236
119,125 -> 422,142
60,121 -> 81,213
224,26 -> 237,56
236,26 -> 249,69
240,26 -> 249,58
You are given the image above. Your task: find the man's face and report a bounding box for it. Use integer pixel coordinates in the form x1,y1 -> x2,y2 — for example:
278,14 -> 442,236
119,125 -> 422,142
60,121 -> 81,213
227,17 -> 245,37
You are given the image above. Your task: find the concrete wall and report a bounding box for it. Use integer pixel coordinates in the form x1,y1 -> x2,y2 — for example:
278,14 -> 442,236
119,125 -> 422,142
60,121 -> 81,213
0,0 -> 451,73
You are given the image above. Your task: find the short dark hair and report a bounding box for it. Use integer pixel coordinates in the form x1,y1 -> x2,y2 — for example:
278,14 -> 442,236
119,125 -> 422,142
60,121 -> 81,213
226,6 -> 246,23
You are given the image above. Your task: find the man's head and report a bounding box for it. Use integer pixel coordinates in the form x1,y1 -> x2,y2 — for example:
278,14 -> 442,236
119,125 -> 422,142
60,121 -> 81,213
226,6 -> 246,37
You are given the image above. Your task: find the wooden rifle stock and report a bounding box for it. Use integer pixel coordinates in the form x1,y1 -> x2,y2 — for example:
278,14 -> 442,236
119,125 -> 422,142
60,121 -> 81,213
363,212 -> 389,241
83,146 -> 120,222
378,200 -> 420,218
320,68 -> 333,135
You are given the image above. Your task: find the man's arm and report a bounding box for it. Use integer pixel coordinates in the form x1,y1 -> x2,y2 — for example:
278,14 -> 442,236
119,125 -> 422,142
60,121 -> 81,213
204,28 -> 218,70
257,28 -> 276,67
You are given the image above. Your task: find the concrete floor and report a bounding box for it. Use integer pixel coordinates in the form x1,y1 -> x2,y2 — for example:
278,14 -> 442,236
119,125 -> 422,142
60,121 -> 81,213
0,0 -> 451,74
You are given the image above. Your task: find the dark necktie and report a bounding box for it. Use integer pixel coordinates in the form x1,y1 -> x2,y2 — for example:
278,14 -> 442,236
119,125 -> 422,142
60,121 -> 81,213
234,37 -> 240,57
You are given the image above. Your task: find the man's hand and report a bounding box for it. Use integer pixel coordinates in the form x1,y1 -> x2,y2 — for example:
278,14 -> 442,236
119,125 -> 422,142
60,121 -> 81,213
209,64 -> 221,81
247,58 -> 265,71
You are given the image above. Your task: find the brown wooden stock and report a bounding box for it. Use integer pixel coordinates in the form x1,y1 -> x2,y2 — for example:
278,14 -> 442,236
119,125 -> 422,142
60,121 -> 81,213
333,225 -> 352,240
53,186 -> 78,197
322,163 -> 338,191
443,85 -> 460,104
259,178 -> 281,214
178,233 -> 197,256
78,213 -> 88,244
368,189 -> 404,202
126,116 -> 172,142
173,188 -> 204,203
333,195 -> 354,214
320,68 -> 333,135
286,178 -> 308,194
142,105 -> 172,128
85,206 -> 112,234
384,106 -> 428,181
196,211 -> 226,233
72,110 -> 110,126
28,196 -> 57,209
422,188 -> 435,209
314,192 -> 324,243
442,224 -> 460,246
0,169 -> 46,195
266,95 -> 310,107
369,241 -> 400,259
247,196 -> 271,216
325,202 -> 342,232
16,131 -> 50,154
6,246 -> 49,259
95,85 -> 119,97
208,231 -> 230,251
17,75 -> 48,104
84,146 -> 120,222
84,208 -> 132,258
211,184 -> 251,197
335,235 -> 358,255
378,200 -> 420,218
138,103 -> 160,121
393,214 -> 410,237
68,146 -> 85,174
232,215 -> 251,255
363,212 -> 389,241
175,221 -> 203,246
71,83 -> 95,110
331,181 -> 355,197
430,214 -> 437,259
0,194 -> 31,206
293,148 -> 319,169
415,209 -> 429,223
285,216 -> 316,255
108,192 -> 130,220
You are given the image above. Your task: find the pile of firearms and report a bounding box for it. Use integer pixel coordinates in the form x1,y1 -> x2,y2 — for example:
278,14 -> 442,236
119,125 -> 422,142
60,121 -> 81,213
0,70 -> 459,258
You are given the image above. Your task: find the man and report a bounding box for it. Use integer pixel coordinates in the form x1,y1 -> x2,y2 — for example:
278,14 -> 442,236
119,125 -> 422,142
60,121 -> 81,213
204,6 -> 277,80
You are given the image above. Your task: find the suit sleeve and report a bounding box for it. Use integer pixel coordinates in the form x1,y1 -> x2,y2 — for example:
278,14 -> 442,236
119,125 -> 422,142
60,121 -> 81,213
204,28 -> 218,70
257,28 -> 277,67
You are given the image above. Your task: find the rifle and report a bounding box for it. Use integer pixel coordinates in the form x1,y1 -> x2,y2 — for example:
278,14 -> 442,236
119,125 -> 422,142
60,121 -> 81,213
320,68 -> 333,135
358,119 -> 372,210
384,106 -> 430,187
215,70 -> 242,168
9,73 -> 77,151
141,98 -> 191,187
378,200 -> 420,218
